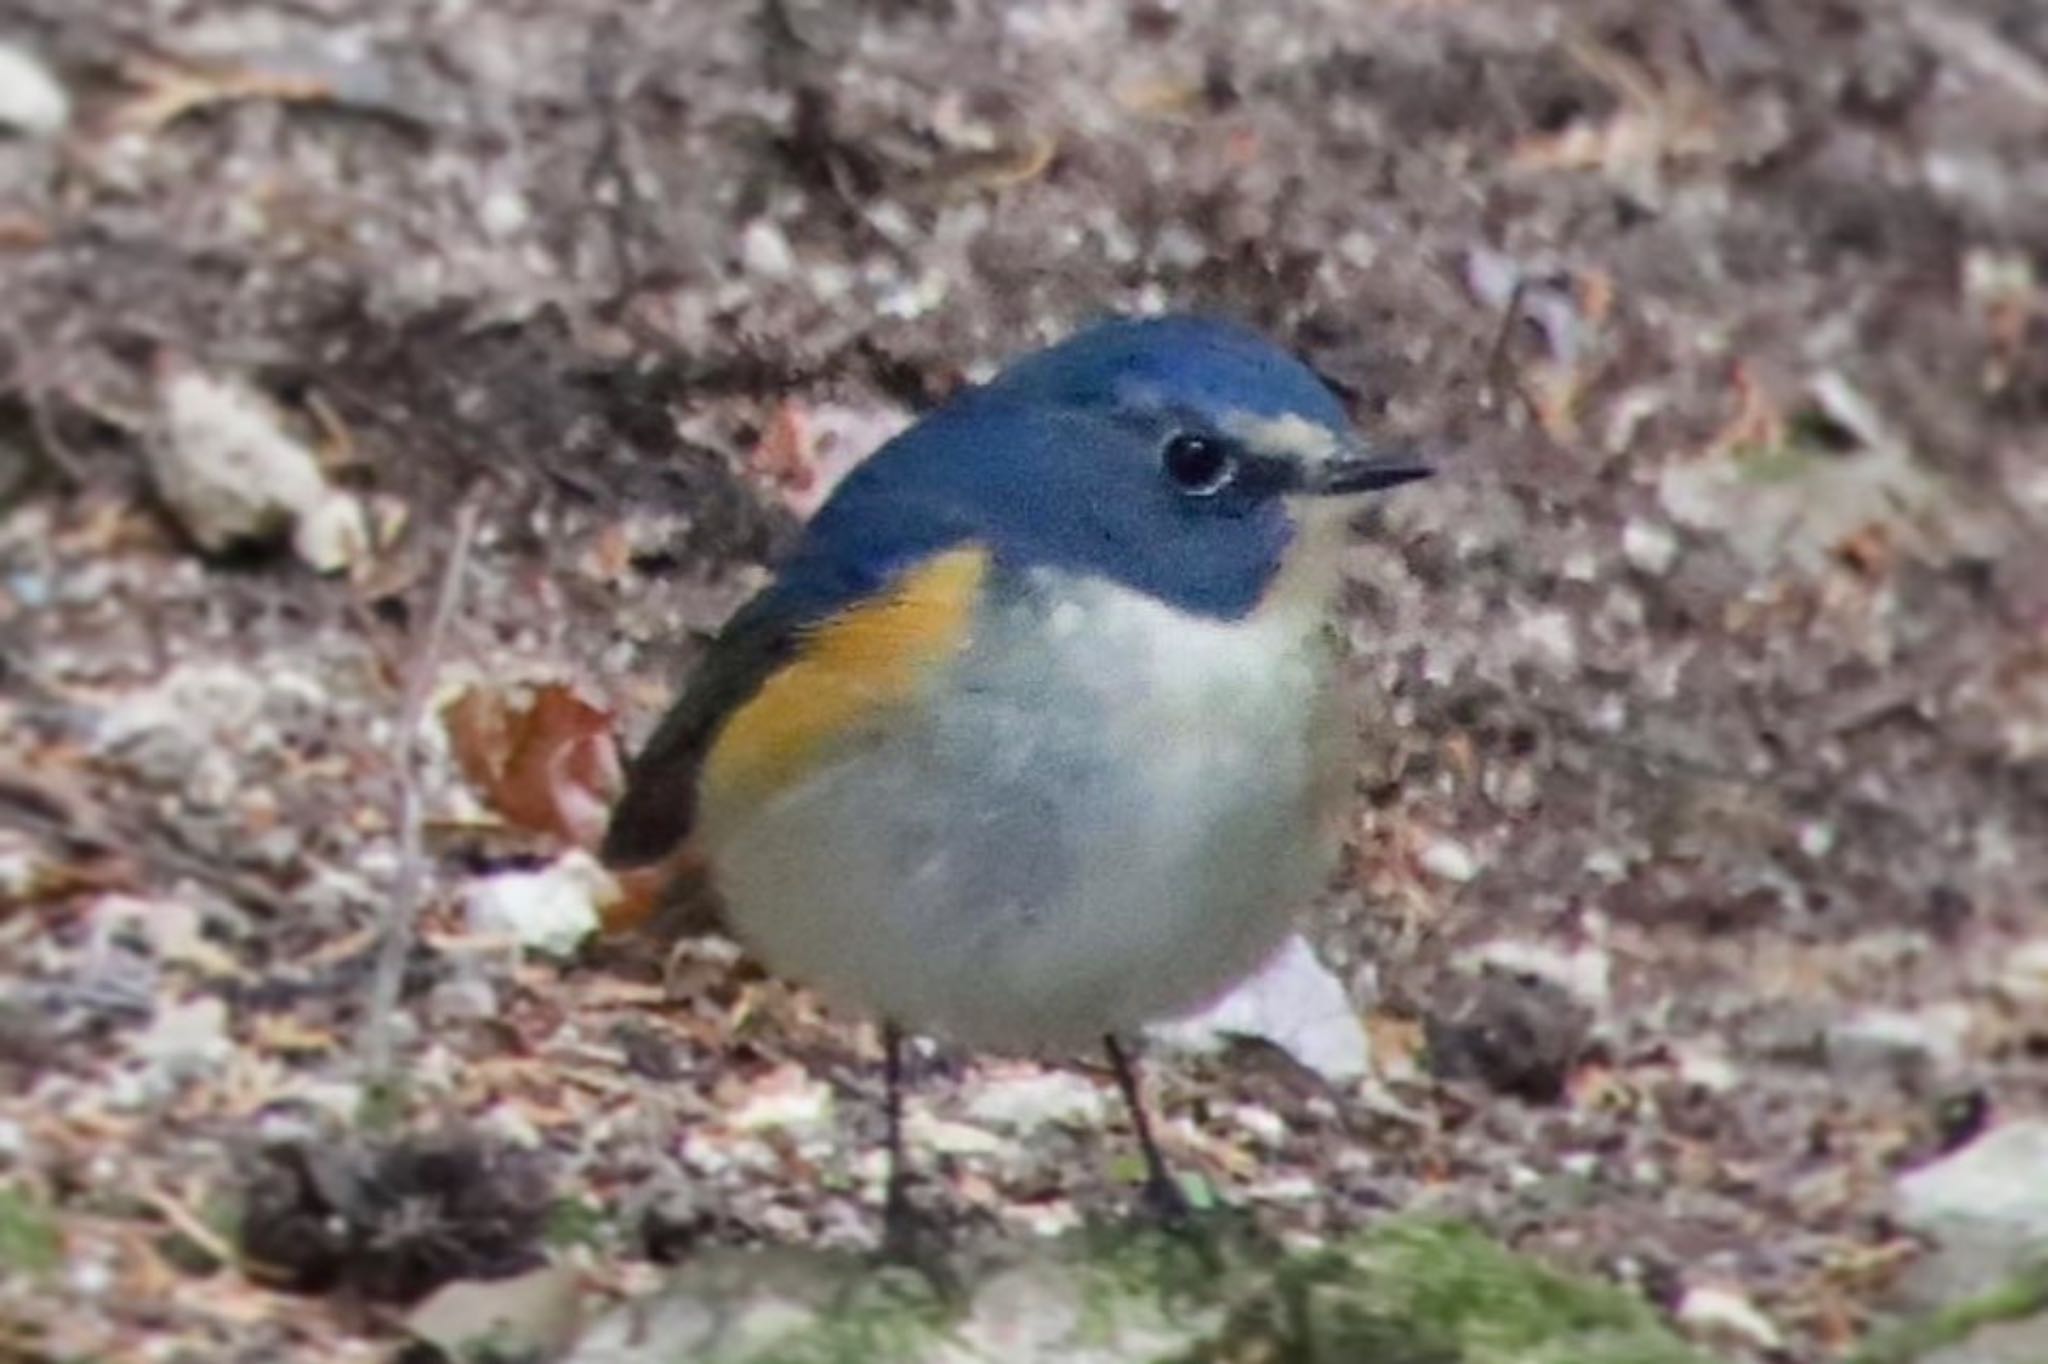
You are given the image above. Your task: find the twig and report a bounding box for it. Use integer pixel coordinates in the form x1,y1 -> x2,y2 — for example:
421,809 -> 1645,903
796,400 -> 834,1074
358,494 -> 484,1083
1889,1 -> 2048,111
583,14 -> 650,313
136,1180 -> 239,1270
0,763 -> 294,918
25,389 -> 87,488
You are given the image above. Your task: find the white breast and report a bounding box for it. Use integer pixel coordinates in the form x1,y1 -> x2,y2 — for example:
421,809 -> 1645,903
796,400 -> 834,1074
705,556 -> 1355,1054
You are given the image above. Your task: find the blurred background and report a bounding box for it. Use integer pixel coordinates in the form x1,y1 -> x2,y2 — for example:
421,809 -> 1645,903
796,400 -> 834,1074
1,1 -> 2046,1359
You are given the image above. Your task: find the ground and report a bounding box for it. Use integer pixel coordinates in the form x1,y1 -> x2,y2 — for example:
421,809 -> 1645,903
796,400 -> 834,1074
2,0 -> 2047,1360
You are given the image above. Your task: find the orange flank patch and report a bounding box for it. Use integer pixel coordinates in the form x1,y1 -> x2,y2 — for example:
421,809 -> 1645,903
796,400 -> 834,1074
702,546 -> 989,804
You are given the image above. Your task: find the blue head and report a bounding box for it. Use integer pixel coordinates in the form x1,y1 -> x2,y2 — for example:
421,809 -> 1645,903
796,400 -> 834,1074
790,315 -> 1429,620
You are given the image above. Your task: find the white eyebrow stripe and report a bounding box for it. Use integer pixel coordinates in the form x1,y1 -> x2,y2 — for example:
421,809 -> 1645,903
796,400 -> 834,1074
1220,410 -> 1342,463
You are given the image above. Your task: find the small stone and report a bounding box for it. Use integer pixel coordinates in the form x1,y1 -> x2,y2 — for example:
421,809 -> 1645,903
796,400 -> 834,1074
429,975 -> 499,1025
1826,1004 -> 1969,1081
477,188 -> 531,238
68,1254 -> 115,1298
1229,1103 -> 1288,1148
1621,518 -> 1679,575
1419,837 -> 1480,884
133,996 -> 232,1078
1676,1284 -> 1782,1351
728,1066 -> 834,1136
94,662 -> 269,783
906,1113 -> 1004,1157
1671,1041 -> 1742,1094
149,359 -> 366,572
739,219 -> 796,279
462,852 -> 610,956
2001,939 -> 2048,1004
962,1070 -> 1107,1132
1466,937 -> 1611,1012
0,846 -> 42,898
0,44 -> 70,136
1515,608 -> 1578,672
291,490 -> 372,574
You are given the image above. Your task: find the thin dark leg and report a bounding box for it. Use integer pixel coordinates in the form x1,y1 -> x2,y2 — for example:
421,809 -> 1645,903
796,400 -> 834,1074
875,1027 -> 959,1289
1104,1034 -> 1192,1222
882,1022 -> 915,1252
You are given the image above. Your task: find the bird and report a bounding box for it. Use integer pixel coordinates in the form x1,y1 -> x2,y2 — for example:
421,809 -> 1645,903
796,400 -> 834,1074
601,314 -> 1429,1247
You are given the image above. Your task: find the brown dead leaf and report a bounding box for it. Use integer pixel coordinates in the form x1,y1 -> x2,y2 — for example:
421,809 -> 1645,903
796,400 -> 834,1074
1364,1009 -> 1427,1080
580,522 -> 635,584
1116,75 -> 1208,117
443,684 -> 624,849
1512,39 -> 1719,178
750,399 -> 817,502
0,211 -> 51,250
1708,360 -> 1786,457
248,1013 -> 339,1058
931,133 -> 1059,192
1573,267 -> 1616,326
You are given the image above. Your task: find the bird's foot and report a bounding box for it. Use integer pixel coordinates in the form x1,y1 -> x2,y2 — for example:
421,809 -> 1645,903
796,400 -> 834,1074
1134,1169 -> 1196,1227
878,1182 -> 960,1297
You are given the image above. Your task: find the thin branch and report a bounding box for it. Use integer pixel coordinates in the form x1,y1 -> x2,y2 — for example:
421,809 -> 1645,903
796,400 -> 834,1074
136,1179 -> 240,1270
1889,1 -> 2048,111
0,762 -> 293,918
358,494 -> 484,1083
583,14 -> 651,313
26,388 -> 88,488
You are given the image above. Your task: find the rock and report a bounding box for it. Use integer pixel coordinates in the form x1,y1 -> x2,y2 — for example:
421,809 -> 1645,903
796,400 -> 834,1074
726,1066 -> 834,1137
2000,939 -> 2048,1005
1826,1004 -> 1971,1082
405,1264 -> 584,1362
0,44 -> 70,137
1676,1283 -> 1783,1352
904,1112 -> 1005,1157
1152,934 -> 1372,1084
149,359 -> 367,572
559,1219 -> 1709,1363
428,975 -> 500,1025
961,1070 -> 1107,1132
1424,965 -> 1593,1105
738,219 -> 796,279
462,852 -> 610,956
133,996 -> 232,1079
1419,836 -> 1481,884
291,490 -> 373,574
1622,518 -> 1680,575
1896,1121 -> 2048,1306
1465,936 -> 1612,1012
94,662 -> 268,788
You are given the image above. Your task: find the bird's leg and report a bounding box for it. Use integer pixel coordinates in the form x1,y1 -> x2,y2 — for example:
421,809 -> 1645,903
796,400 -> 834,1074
879,1022 -> 927,1261
1104,1034 -> 1193,1223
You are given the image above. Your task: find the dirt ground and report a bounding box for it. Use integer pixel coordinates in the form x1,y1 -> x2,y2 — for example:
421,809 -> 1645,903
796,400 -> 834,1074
2,0 -> 2047,1359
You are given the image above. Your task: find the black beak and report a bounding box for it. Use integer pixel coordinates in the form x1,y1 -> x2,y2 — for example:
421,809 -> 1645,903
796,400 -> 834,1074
1302,446 -> 1434,496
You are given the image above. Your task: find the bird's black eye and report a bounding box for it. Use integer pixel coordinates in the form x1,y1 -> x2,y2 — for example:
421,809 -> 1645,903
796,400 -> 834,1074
1160,433 -> 1236,496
